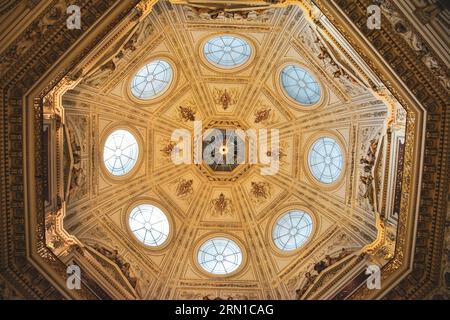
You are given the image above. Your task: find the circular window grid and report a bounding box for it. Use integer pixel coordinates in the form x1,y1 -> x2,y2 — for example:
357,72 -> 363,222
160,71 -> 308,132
130,59 -> 173,100
308,136 -> 344,184
272,210 -> 313,251
128,204 -> 170,247
197,237 -> 243,275
103,129 -> 139,177
280,64 -> 321,106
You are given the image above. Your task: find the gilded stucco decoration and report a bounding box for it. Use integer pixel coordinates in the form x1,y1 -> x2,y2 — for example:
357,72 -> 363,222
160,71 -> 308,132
0,0 -> 448,301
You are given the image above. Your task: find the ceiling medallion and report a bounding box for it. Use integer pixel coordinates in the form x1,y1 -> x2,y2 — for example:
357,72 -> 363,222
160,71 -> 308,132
170,120 -> 280,178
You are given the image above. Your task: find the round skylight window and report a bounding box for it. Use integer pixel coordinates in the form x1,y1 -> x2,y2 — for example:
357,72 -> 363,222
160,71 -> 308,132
308,137 -> 343,184
203,36 -> 251,68
281,64 -> 321,105
103,129 -> 139,176
197,237 -> 243,275
131,60 -> 173,100
273,210 -> 313,251
128,204 -> 170,247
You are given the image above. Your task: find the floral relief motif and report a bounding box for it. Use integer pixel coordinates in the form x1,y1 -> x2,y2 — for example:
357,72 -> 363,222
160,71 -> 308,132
178,105 -> 197,122
266,141 -> 288,166
254,106 -> 277,125
160,140 -> 178,159
213,88 -> 238,110
210,193 -> 233,217
249,181 -> 271,204
8,0 -> 439,301
175,178 -> 194,200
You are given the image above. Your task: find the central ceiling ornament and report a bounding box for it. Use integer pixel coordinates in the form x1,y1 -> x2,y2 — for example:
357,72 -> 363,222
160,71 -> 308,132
170,120 -> 280,176
202,128 -> 243,172
219,145 -> 228,155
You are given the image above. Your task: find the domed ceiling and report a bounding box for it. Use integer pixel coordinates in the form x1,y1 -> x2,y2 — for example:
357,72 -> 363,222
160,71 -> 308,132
31,0 -> 435,300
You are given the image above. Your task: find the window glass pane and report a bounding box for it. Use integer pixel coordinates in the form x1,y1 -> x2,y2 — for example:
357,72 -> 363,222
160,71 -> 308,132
281,65 -> 321,105
308,137 -> 343,184
197,237 -> 242,275
204,36 -> 251,68
273,211 -> 313,251
103,129 -> 138,176
129,204 -> 169,246
131,60 -> 173,100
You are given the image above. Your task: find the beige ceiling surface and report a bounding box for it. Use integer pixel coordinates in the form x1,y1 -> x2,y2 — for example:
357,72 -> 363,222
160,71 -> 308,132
60,1 -> 390,299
